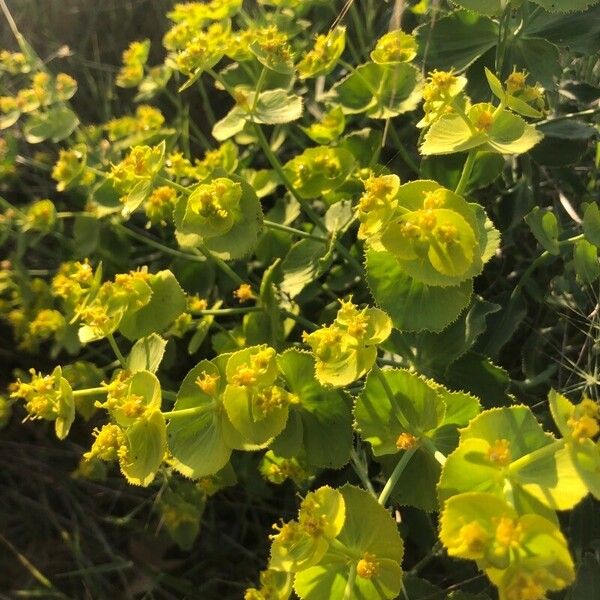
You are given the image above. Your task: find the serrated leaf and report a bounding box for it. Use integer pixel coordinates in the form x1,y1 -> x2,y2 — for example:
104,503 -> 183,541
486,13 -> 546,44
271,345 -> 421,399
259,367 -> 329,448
274,350 -> 353,469
167,359 -> 233,479
280,239 -> 331,298
120,410 -> 166,487
330,62 -> 422,119
119,270 -> 186,340
355,368 -> 445,456
531,0 -> 600,13
254,89 -> 303,125
366,249 -> 473,332
127,333 -> 167,373
294,485 -> 403,600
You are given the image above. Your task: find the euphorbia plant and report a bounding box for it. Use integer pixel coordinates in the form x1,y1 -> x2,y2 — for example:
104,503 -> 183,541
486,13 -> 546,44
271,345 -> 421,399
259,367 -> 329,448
1,0 -> 600,598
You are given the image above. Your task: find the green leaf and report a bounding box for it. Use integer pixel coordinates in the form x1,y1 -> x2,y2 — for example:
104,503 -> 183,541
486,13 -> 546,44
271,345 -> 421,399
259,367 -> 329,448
573,239 -> 600,284
127,333 -> 167,373
583,203 -> 600,246
23,105 -> 79,143
530,0 -> 600,13
274,350 -> 353,469
506,36 -> 561,90
254,89 -> 303,125
280,239 -> 332,299
330,63 -> 422,119
119,270 -> 186,340
416,11 -> 498,72
294,485 -> 403,600
175,174 -> 264,260
212,105 -> 247,141
451,0 -> 503,16
371,30 -> 418,64
366,249 -> 473,332
120,410 -> 166,487
167,359 -> 233,478
525,207 -> 560,255
301,106 -> 346,145
355,368 -> 445,456
438,406 -> 589,511
412,295 -> 501,372
121,179 -> 153,218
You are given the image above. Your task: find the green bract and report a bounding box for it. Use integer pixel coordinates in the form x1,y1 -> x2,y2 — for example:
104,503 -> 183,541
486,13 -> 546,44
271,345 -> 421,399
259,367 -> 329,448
330,62 -> 422,119
421,103 -> 543,156
297,26 -> 346,79
174,174 -> 263,259
283,146 -> 355,199
370,30 -> 418,64
302,301 -> 392,387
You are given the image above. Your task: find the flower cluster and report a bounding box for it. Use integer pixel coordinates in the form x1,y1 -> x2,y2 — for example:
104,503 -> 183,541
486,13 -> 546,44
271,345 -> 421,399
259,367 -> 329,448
303,299 -> 392,387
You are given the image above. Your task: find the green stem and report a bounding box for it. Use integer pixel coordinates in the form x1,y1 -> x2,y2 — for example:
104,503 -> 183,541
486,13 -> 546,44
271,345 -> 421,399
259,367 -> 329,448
115,224 -> 207,263
72,387 -> 106,398
454,149 -> 477,196
194,243 -> 247,288
508,439 -> 565,474
264,219 -> 327,243
198,306 -> 262,316
378,448 -> 417,506
282,309 -> 319,332
253,123 -> 363,276
343,563 -> 357,600
107,333 -> 127,368
161,405 -> 212,419
421,437 -> 447,466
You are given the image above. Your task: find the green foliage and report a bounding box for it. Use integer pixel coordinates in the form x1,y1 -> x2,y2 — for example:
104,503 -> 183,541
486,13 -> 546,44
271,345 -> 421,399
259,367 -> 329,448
2,0 -> 599,597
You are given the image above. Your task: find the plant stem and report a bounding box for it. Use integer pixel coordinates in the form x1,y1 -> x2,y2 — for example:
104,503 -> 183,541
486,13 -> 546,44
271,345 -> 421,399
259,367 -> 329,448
455,149 -> 477,195
343,563 -> 357,600
72,387 -> 106,397
508,439 -> 565,474
378,448 -> 417,506
161,405 -> 212,419
282,309 -> 319,332
107,333 -> 126,368
203,307 -> 262,317
264,219 -> 327,243
194,243 -> 247,288
253,123 -> 363,276
420,437 -> 447,466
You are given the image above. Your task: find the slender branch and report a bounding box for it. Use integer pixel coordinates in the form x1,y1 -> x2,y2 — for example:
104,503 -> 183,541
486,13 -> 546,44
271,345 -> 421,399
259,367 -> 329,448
107,334 -> 127,368
162,405 -> 212,419
454,149 -> 477,196
72,387 -> 106,398
378,448 -> 417,505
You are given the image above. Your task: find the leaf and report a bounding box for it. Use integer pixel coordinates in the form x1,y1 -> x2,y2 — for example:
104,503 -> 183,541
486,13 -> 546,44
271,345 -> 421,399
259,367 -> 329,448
438,406 -> 589,512
413,295 -> 501,372
120,410 -> 166,487
506,36 -> 561,90
355,368 -> 445,456
416,11 -> 498,72
119,270 -> 186,340
280,239 -> 331,298
366,249 -> 473,332
175,174 -> 264,260
121,179 -> 153,217
294,485 -> 403,600
254,89 -> 303,125
274,350 -> 353,469
167,359 -> 233,478
451,0 -> 503,16
23,105 -> 79,143
330,63 -> 422,119
583,203 -> 600,246
531,0 -> 600,13
127,333 -> 167,373
72,215 -> 100,259
573,239 -> 600,284
212,105 -> 247,141
525,207 -> 560,255
532,120 -> 596,167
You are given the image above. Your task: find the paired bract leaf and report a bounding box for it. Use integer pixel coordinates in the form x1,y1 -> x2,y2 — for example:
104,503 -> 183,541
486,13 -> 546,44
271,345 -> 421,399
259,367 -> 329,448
330,62 -> 422,119
274,350 -> 353,469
